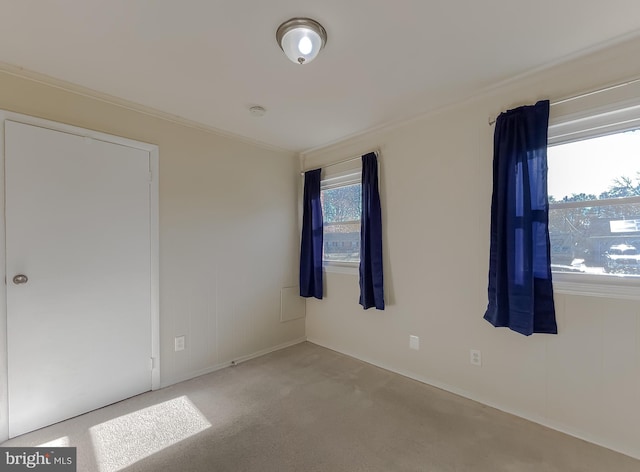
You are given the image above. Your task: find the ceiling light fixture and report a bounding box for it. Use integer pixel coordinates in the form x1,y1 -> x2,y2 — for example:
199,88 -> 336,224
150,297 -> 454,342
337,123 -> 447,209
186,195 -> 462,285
276,17 -> 327,65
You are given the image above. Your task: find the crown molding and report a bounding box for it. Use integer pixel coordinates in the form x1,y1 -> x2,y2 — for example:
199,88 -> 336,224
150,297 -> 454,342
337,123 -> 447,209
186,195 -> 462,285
0,62 -> 291,154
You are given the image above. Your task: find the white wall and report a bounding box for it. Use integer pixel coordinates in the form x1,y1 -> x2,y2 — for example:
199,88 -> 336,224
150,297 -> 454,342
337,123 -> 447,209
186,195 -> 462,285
304,36 -> 640,459
0,69 -> 304,441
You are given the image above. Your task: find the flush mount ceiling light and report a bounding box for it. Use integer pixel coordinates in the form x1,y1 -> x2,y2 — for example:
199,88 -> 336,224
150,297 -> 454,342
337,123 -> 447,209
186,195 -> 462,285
276,17 -> 327,65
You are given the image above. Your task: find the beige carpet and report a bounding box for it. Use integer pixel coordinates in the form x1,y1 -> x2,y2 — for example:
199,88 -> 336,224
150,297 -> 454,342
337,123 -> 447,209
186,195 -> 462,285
3,342 -> 639,471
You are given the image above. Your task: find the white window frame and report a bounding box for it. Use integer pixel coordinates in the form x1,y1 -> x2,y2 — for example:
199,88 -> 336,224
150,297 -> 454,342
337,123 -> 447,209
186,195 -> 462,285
321,170 -> 361,275
548,81 -> 640,299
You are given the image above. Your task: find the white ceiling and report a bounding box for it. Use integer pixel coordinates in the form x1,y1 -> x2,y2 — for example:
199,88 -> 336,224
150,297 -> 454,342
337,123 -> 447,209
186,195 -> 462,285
1,1 -> 640,152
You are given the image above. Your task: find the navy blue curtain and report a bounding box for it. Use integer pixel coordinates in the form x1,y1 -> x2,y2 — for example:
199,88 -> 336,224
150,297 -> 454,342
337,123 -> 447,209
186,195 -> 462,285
484,100 -> 557,335
359,152 -> 385,310
300,169 -> 323,299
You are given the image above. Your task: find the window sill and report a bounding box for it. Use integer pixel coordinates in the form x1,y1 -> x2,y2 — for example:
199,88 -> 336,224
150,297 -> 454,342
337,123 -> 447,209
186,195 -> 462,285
323,262 -> 359,276
552,272 -> 640,300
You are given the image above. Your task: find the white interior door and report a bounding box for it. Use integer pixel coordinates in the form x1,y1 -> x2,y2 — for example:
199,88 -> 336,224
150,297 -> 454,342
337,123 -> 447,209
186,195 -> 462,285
6,120 -> 153,437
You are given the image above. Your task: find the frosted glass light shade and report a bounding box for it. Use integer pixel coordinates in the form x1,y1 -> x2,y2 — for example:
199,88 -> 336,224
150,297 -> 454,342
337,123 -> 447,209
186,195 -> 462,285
276,18 -> 327,65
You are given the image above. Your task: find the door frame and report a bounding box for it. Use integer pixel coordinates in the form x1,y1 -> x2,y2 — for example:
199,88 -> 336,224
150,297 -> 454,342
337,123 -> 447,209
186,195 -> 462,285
0,111 -> 160,442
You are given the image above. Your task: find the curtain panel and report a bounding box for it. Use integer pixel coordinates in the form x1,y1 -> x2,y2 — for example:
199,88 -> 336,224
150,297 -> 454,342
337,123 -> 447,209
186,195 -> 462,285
359,152 -> 385,310
300,169 -> 323,299
484,100 -> 557,335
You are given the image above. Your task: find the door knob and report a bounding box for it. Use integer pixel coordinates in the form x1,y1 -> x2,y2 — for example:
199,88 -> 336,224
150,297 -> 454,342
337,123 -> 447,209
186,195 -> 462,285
12,274 -> 28,285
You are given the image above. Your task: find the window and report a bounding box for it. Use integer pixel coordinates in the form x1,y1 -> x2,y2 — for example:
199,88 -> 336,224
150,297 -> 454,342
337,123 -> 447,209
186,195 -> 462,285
546,85 -> 640,297
548,130 -> 640,276
321,172 -> 361,266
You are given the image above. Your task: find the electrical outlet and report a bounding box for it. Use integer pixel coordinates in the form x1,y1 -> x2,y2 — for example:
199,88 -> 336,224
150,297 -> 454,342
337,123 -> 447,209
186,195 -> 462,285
470,349 -> 482,366
409,335 -> 420,350
175,335 -> 186,352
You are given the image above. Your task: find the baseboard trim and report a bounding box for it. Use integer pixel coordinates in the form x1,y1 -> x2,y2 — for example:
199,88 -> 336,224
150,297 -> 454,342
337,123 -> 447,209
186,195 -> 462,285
162,336 -> 308,388
231,336 -> 309,366
306,337 -> 640,461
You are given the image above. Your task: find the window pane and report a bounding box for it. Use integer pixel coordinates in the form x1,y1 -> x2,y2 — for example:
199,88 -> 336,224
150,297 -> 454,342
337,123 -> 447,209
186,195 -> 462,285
549,200 -> 640,274
548,129 -> 640,276
548,130 -> 640,202
321,183 -> 361,263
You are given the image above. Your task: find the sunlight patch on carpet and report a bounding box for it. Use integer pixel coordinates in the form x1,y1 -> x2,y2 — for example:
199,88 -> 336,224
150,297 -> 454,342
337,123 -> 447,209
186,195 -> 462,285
89,395 -> 210,472
38,436 -> 70,447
